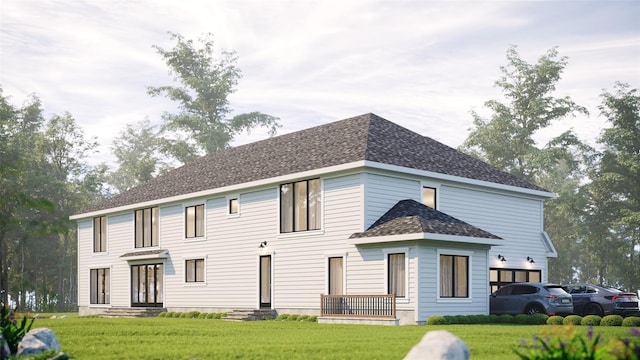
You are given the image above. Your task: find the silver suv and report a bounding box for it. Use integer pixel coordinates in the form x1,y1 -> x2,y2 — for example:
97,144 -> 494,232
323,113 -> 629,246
490,283 -> 573,316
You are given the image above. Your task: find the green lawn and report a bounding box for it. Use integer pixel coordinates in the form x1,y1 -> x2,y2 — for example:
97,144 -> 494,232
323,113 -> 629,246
33,317 -> 635,359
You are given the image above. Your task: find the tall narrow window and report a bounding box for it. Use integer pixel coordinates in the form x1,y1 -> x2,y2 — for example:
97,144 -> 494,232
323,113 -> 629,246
280,179 -> 321,233
388,253 -> 406,297
185,204 -> 205,238
90,268 -> 110,304
228,198 -> 239,214
185,259 -> 205,283
135,207 -> 159,248
93,216 -> 107,252
440,255 -> 468,298
422,186 -> 436,209
328,257 -> 344,295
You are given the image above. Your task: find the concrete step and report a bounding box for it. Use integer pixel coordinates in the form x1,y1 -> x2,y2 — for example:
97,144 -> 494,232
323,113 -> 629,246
100,307 -> 166,318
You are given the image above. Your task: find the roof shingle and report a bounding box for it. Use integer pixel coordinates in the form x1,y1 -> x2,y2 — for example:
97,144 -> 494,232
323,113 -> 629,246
83,113 -> 545,213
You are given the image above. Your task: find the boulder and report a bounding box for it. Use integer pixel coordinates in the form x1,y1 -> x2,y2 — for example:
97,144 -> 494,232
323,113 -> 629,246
16,327 -> 61,357
403,330 -> 469,360
0,335 -> 10,358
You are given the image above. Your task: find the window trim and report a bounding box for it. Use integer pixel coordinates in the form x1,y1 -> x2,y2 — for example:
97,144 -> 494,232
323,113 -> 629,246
437,249 -> 472,302
134,207 -> 159,248
184,257 -> 206,284
383,247 -> 409,303
184,203 -> 205,239
325,252 -> 347,295
421,182 -> 439,209
279,178 -> 322,233
89,267 -> 111,305
93,215 -> 107,253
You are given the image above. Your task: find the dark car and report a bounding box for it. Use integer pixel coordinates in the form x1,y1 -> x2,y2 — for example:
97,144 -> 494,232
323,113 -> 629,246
562,284 -> 639,317
490,283 -> 573,316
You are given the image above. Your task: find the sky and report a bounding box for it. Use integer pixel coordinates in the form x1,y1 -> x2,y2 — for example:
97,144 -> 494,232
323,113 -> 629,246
1,0 -> 639,167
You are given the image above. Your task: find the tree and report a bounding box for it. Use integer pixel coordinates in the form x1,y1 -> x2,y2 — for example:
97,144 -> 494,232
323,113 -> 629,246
108,119 -> 167,193
148,32 -> 280,164
585,83 -> 640,290
459,46 -> 592,284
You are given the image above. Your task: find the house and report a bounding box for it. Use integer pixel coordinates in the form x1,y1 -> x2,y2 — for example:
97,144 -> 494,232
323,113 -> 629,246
70,113 -> 557,325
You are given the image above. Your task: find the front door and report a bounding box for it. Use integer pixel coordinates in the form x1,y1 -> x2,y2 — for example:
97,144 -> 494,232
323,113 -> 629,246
131,263 -> 164,307
259,255 -> 272,309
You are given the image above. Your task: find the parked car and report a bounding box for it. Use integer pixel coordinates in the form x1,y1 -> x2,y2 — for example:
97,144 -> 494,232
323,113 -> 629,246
490,283 -> 573,316
562,284 -> 640,317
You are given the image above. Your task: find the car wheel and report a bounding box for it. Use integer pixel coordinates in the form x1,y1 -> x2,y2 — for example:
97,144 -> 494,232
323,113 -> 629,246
584,303 -> 604,317
525,304 -> 545,315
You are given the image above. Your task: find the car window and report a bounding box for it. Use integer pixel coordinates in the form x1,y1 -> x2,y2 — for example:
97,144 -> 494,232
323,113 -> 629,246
568,286 -> 585,294
546,286 -> 568,295
513,285 -> 538,295
496,286 -> 512,296
586,286 -> 597,293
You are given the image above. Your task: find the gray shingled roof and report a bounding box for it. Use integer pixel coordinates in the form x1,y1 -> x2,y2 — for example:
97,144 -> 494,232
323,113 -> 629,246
349,199 -> 502,240
83,113 -> 546,213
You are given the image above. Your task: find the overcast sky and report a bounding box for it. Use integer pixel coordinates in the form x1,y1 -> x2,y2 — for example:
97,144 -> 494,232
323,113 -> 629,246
1,0 -> 639,166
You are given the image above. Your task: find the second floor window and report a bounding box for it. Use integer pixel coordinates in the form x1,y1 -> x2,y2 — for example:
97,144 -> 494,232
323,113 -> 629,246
280,179 -> 321,233
185,204 -> 205,238
93,216 -> 106,252
135,207 -> 158,248
422,186 -> 436,209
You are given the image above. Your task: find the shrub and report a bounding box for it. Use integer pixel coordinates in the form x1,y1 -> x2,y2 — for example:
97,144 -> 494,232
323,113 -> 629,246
514,314 -> 531,324
488,314 -> 500,324
297,315 -> 309,321
1,307 -> 35,354
453,315 -> 469,324
546,315 -> 564,325
601,314 -> 623,326
515,325 -> 640,359
277,314 -> 289,321
187,311 -> 200,319
157,312 -> 167,317
307,316 -> 318,322
581,315 -> 601,326
426,316 -> 448,325
288,314 -> 299,321
562,315 -> 582,325
198,313 -> 208,319
530,313 -> 549,325
622,316 -> 640,327
498,314 -> 514,324
171,312 -> 182,318
442,315 -> 458,324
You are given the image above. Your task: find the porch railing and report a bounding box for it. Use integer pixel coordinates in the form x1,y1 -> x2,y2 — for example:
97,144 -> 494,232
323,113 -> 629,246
320,294 -> 396,318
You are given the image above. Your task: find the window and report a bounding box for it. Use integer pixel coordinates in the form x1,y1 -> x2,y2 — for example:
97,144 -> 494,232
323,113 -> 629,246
228,198 -> 239,214
328,257 -> 343,295
440,255 -> 468,298
489,268 -> 542,293
90,268 -> 110,304
135,207 -> 159,248
185,259 -> 205,283
280,179 -> 321,233
388,253 -> 406,297
185,204 -> 205,238
93,216 -> 106,252
422,186 -> 436,209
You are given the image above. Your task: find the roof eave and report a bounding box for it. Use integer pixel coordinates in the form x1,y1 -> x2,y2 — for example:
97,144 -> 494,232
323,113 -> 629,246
348,232 -> 504,246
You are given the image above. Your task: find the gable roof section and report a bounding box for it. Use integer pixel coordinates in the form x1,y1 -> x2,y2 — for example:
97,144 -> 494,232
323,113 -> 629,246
350,199 -> 502,240
81,113 -> 546,214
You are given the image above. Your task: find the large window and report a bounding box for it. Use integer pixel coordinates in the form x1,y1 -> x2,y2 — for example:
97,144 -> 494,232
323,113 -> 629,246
280,179 -> 321,233
328,257 -> 344,295
440,254 -> 468,298
185,259 -> 205,283
387,253 -> 406,298
489,268 -> 541,293
93,216 -> 107,252
135,207 -> 159,248
90,268 -> 110,304
185,204 -> 205,238
422,186 -> 436,209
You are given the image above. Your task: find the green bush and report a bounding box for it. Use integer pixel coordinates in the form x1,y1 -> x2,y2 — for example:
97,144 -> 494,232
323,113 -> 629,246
453,315 -> 469,324
601,314 -> 623,326
488,314 -> 500,323
187,311 -> 200,318
297,315 -> 309,321
498,314 -> 514,324
157,312 -> 167,317
442,315 -> 458,324
581,315 -> 601,326
307,315 -> 318,322
530,313 -> 549,325
198,313 -> 208,319
562,315 -> 582,325
288,314 -> 299,321
547,315 -> 564,325
514,314 -> 530,324
277,314 -> 289,321
426,315 -> 448,325
621,316 -> 640,327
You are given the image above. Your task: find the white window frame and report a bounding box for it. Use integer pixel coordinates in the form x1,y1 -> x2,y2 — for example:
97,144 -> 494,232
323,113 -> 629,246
183,256 -> 207,285
324,252 -> 348,295
383,247 -> 409,304
89,266 -> 112,307
92,215 -> 109,255
436,248 -> 473,303
183,202 -> 206,241
277,179 -> 325,238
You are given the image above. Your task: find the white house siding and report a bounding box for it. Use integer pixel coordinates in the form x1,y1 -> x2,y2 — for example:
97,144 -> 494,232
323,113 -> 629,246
364,173 -> 420,228
273,173 -> 362,312
416,243 -> 489,322
439,185 -> 548,280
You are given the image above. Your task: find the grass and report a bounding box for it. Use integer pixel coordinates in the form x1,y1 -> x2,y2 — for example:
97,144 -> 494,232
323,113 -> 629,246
33,317 -> 635,359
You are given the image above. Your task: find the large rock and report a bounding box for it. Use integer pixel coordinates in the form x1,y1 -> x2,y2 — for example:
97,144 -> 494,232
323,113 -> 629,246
16,327 -> 61,357
0,335 -> 10,358
403,330 -> 469,360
